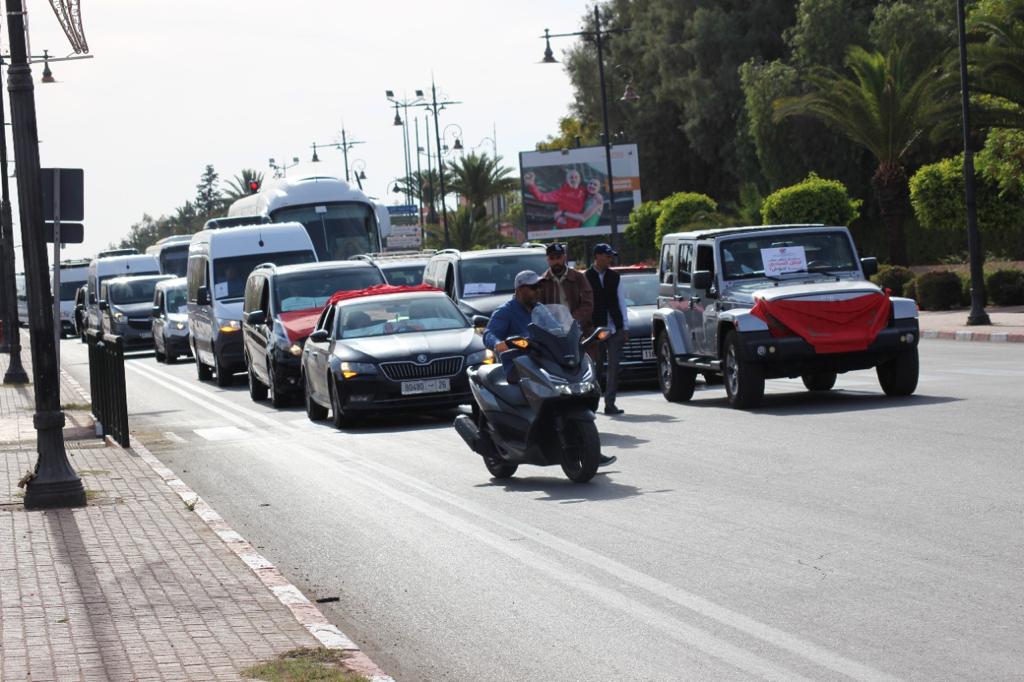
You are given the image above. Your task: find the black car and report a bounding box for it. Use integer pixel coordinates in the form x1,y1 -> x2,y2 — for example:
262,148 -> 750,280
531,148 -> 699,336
99,274 -> 174,348
301,288 -> 493,427
614,266 -> 660,380
242,260 -> 385,407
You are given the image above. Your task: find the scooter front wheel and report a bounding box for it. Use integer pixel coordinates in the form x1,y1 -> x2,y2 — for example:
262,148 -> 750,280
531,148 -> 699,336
560,419 -> 600,483
483,455 -> 518,479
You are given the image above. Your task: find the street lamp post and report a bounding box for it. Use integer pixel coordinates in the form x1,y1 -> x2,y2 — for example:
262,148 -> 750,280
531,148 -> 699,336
350,159 -> 367,191
5,0 -> 85,508
387,90 -> 425,207
419,80 -> 461,248
311,126 -> 363,183
0,56 -> 26,377
268,156 -> 299,178
955,0 -> 990,326
540,8 -> 630,251
419,113 -> 438,225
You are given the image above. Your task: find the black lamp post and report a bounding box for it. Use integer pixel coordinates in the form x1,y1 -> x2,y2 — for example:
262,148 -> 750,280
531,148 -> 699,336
5,0 -> 85,508
0,56 -> 26,377
540,8 -> 631,252
419,80 -> 461,248
351,159 -> 367,191
268,156 -> 299,178
311,126 -> 364,184
955,0 -> 990,326
386,90 -> 426,207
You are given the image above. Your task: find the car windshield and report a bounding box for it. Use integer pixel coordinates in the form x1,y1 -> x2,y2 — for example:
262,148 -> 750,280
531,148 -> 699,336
720,231 -> 858,281
59,280 -> 85,301
212,250 -> 315,301
108,279 -> 161,305
274,268 -> 385,313
164,287 -> 188,314
336,295 -> 468,339
619,272 -> 658,306
272,202 -> 379,261
381,264 -> 426,286
458,253 -> 548,297
532,303 -> 573,337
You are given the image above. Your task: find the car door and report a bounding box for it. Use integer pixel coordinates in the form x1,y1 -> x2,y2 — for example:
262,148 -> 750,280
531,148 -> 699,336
692,243 -> 719,355
152,289 -> 164,348
304,306 -> 333,402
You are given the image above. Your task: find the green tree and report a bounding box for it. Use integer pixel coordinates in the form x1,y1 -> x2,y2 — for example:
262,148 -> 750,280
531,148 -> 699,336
760,173 -> 861,226
424,206 -> 498,251
773,46 -> 950,264
624,199 -> 663,258
654,192 -> 719,248
535,116 -> 600,151
194,164 -> 222,217
394,168 -> 453,221
967,0 -> 1024,130
222,169 -> 264,204
446,153 -> 518,222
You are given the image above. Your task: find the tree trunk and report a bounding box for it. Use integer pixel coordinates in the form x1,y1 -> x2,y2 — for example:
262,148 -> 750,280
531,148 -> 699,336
872,161 -> 910,265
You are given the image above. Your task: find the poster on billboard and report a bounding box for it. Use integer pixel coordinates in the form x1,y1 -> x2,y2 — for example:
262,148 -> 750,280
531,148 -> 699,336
519,144 -> 641,240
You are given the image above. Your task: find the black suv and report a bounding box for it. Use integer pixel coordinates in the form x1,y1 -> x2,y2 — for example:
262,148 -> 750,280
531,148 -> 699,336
241,260 -> 385,406
422,246 -> 548,320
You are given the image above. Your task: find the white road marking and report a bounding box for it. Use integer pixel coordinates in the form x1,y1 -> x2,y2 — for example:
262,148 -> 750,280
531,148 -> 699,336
193,426 -> 249,441
123,358 -> 901,681
163,431 -> 186,444
125,362 -> 255,428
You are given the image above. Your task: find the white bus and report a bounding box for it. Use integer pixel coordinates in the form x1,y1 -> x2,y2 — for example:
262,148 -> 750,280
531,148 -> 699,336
227,173 -> 390,262
146,234 -> 193,277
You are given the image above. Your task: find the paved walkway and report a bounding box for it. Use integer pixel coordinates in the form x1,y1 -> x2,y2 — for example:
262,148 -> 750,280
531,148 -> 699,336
0,333 -> 390,681
918,305 -> 1024,342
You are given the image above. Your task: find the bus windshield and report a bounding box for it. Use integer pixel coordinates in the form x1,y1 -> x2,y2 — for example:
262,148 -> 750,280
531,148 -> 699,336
159,245 -> 189,277
271,202 -> 379,261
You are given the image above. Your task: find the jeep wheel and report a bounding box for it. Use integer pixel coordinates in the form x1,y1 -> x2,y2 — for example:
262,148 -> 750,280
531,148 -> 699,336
801,372 -> 837,392
656,332 -> 696,402
723,331 -> 764,409
876,347 -> 918,396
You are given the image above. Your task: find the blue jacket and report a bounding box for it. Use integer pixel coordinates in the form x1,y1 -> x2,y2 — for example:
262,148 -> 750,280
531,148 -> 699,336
483,298 -> 532,350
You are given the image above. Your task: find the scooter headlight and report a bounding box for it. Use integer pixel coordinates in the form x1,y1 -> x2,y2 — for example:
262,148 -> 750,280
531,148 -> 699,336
466,348 -> 495,366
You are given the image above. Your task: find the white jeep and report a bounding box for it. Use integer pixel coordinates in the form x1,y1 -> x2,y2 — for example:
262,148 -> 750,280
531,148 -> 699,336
652,225 -> 920,409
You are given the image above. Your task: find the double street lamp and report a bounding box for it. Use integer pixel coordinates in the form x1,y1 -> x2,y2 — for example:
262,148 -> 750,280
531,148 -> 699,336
310,125 -> 364,184
268,156 -> 299,178
386,90 -> 425,207
419,81 -> 460,248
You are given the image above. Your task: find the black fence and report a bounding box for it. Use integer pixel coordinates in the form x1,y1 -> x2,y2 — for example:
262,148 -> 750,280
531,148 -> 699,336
86,329 -> 129,447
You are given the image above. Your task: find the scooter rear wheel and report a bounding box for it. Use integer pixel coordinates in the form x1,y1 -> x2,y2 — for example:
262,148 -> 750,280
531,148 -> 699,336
560,419 -> 600,483
483,455 -> 517,479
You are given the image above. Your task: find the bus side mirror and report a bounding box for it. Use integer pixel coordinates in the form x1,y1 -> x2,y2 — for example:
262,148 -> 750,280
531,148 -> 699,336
196,286 -> 211,306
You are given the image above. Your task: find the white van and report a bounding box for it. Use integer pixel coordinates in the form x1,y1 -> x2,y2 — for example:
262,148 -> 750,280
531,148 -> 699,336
187,222 -> 317,386
146,234 -> 193,277
56,259 -> 90,337
86,254 -> 161,333
15,272 -> 27,325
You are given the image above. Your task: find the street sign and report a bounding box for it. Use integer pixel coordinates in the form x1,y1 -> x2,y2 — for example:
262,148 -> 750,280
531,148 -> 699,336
45,223 -> 84,244
387,225 -> 422,249
386,204 -> 417,216
41,168 -> 84,221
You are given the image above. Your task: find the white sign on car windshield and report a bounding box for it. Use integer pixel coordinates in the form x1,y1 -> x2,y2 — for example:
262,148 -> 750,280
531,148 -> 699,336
463,283 -> 496,297
760,246 -> 807,277
214,281 -> 229,298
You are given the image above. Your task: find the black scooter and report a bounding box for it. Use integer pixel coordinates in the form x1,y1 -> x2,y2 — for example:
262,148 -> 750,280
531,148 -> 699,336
454,304 -> 608,483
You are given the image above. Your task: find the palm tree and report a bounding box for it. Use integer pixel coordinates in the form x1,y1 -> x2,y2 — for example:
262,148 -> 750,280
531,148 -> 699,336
394,168 -> 453,223
967,0 -> 1024,130
424,206 -> 498,251
446,153 -> 518,223
222,169 -> 265,204
773,46 -> 949,265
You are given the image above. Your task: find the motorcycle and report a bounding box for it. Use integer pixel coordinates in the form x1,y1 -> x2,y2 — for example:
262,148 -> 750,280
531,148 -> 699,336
454,304 -> 609,483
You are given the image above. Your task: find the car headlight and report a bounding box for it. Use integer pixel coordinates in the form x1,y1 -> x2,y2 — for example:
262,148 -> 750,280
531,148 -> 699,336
175,321 -> 186,331
288,343 -> 303,357
338,361 -> 376,379
112,311 -> 125,323
218,319 -> 241,333
466,348 -> 495,366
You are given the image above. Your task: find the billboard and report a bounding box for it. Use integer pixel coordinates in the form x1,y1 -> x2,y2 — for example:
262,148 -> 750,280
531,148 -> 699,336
519,144 -> 641,240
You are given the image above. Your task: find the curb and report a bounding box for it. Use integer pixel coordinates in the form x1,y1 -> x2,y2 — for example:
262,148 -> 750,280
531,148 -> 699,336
65,368 -> 393,681
921,329 -> 1024,343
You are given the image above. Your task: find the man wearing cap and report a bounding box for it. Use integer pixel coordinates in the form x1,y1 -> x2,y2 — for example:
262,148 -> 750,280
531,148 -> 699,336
483,270 -> 542,355
586,243 -> 628,415
539,243 -> 594,335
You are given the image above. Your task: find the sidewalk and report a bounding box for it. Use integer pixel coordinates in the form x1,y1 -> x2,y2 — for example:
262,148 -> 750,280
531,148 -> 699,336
918,305 -> 1024,343
1,333 -> 391,681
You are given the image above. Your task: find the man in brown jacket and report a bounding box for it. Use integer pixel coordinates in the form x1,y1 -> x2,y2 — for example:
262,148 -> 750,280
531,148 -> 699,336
538,243 -> 594,336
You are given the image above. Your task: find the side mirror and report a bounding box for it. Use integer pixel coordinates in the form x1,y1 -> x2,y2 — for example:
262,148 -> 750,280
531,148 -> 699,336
861,257 -> 879,278
196,286 -> 211,306
471,315 -> 489,328
308,329 -> 329,343
691,270 -> 712,291
244,310 -> 266,326
88,293 -> 96,304
151,305 -> 161,318
98,300 -> 108,311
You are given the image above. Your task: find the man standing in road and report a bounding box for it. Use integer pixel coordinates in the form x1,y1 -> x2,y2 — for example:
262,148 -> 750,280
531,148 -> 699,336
586,243 -> 628,416
539,243 -> 593,335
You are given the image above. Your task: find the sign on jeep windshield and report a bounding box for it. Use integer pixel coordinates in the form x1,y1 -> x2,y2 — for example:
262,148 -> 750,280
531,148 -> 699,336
720,230 -> 858,280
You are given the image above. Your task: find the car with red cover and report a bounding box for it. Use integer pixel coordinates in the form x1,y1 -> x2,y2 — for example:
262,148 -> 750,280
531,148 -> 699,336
652,225 -> 920,408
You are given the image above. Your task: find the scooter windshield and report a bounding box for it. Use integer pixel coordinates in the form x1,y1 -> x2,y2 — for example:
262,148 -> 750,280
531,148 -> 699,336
531,304 -> 574,337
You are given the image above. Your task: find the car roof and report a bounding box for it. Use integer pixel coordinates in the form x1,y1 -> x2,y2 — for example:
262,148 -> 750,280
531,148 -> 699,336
104,274 -> 173,285
332,289 -> 448,307
664,224 -> 836,240
259,260 -> 379,277
436,246 -> 546,261
352,250 -> 435,263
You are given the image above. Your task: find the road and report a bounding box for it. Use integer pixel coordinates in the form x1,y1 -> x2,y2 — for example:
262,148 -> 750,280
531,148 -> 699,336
61,337 -> 1024,681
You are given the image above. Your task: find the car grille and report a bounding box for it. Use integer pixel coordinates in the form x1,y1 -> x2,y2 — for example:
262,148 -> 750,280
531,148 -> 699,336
128,318 -> 150,331
621,336 -> 654,363
380,356 -> 464,381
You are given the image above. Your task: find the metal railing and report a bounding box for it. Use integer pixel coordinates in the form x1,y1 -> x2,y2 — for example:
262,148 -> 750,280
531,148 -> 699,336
86,329 -> 129,447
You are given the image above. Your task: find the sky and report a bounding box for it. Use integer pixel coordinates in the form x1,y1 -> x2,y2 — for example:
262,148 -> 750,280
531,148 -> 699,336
11,0 -> 593,267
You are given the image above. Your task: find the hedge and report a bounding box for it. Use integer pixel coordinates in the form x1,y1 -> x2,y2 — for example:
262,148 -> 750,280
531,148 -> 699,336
914,271 -> 964,310
987,269 -> 1024,306
870,265 -> 916,297
625,199 -> 663,257
909,155 -> 1024,260
653,192 -> 718,248
760,173 -> 861,227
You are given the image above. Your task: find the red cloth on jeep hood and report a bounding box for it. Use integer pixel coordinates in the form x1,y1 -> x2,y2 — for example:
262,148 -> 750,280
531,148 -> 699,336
325,283 -> 440,306
278,308 -> 323,344
750,293 -> 891,354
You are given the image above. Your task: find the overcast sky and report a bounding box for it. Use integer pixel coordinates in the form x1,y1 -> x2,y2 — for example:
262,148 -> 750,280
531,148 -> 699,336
12,0 -> 591,266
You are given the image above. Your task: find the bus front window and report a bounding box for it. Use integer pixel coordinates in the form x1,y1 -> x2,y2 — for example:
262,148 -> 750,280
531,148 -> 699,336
271,203 -> 379,261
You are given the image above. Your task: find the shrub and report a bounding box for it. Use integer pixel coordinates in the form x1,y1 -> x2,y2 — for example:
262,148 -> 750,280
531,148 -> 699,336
915,271 -> 964,310
986,269 -> 1024,306
760,173 -> 861,227
871,265 -> 916,297
909,155 -> 1024,260
654,192 -> 718,248
625,199 -> 663,257
903,278 -> 917,301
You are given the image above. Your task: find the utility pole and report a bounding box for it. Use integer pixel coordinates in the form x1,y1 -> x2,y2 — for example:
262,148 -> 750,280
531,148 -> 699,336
5,0 -> 85,508
423,113 -> 437,225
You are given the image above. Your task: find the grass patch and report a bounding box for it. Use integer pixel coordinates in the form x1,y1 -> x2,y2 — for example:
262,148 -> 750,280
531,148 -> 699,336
240,647 -> 366,682
77,469 -> 109,477
84,489 -> 102,500
61,402 -> 92,411
184,496 -> 198,511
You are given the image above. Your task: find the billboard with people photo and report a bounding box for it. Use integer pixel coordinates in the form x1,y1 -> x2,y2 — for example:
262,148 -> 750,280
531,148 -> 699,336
519,144 -> 641,240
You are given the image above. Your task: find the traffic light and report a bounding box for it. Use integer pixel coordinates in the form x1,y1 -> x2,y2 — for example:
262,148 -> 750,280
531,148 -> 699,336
248,180 -> 260,194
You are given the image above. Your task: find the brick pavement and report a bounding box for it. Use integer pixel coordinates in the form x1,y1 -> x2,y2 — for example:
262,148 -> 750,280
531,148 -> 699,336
918,305 -> 1024,343
1,334 -> 391,681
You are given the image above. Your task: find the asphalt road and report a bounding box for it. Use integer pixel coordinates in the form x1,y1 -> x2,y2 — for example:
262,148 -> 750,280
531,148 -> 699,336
61,337 -> 1024,681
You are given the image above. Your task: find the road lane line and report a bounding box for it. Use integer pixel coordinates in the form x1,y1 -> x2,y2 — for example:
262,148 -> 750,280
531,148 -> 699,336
124,358 -> 900,680
124,363 -> 255,428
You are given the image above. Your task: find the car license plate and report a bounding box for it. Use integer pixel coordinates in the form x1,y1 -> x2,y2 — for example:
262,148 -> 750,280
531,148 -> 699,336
642,348 -> 655,361
401,378 -> 450,395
